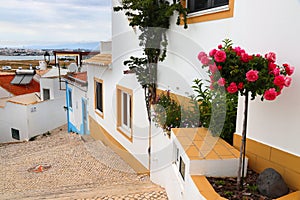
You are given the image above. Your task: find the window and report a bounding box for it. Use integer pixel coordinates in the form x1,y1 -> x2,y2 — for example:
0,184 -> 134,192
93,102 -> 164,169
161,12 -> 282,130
94,78 -> 104,118
121,91 -> 131,130
117,85 -> 133,142
11,128 -> 20,140
68,89 -> 72,109
43,88 -> 50,100
173,144 -> 180,164
179,156 -> 186,181
185,0 -> 234,24
188,0 -> 229,13
96,82 -> 103,112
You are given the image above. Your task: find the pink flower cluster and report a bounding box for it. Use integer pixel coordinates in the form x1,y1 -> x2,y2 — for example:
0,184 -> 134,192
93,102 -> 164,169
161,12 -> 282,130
197,42 -> 295,101
246,70 -> 259,82
262,53 -> 294,100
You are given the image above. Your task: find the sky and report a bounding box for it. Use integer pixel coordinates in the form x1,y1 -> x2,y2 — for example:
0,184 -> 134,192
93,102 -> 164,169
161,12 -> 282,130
0,0 -> 111,47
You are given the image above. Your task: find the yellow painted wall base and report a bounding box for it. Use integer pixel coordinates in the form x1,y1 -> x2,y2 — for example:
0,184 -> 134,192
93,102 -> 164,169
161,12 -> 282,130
234,134 -> 300,190
192,175 -> 299,200
89,116 -> 149,175
276,191 -> 300,200
192,176 -> 226,200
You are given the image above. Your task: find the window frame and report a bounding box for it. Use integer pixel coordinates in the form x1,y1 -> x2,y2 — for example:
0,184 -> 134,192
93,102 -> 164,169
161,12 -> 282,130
179,156 -> 186,181
173,143 -> 180,165
183,0 -> 234,24
187,0 -> 229,15
94,78 -> 104,118
67,88 -> 73,111
11,128 -> 20,140
43,88 -> 50,101
121,90 -> 131,131
116,85 -> 133,142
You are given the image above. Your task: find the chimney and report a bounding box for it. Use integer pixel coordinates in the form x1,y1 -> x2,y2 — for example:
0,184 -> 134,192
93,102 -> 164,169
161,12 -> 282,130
100,41 -> 112,54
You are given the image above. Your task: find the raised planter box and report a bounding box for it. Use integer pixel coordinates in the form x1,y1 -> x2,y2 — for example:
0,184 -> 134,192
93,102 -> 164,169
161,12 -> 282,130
172,128 -> 247,178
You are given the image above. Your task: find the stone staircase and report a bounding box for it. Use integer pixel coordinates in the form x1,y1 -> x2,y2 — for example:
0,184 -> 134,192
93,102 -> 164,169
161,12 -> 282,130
18,182 -> 167,200
0,128 -> 167,200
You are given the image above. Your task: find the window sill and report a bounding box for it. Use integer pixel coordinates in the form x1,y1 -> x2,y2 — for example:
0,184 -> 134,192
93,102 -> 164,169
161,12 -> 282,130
187,5 -> 229,18
117,126 -> 132,142
95,109 -> 104,119
185,0 -> 234,24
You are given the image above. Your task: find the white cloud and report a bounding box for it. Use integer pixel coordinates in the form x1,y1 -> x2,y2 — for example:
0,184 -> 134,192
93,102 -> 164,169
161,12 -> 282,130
0,0 -> 111,46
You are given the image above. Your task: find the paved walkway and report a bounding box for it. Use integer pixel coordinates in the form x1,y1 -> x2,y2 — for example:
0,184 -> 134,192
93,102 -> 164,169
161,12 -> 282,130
0,125 -> 168,200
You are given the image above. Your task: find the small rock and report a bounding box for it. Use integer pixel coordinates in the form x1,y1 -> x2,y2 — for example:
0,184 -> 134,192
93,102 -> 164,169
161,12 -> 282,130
228,178 -> 236,182
256,168 -> 289,198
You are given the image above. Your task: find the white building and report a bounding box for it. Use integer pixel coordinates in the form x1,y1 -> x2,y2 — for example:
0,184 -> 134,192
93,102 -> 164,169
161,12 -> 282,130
64,71 -> 89,135
86,0 -> 300,199
0,68 -> 68,142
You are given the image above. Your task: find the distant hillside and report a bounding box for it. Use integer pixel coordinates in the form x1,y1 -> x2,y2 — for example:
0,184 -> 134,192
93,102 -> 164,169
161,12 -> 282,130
25,42 -> 100,51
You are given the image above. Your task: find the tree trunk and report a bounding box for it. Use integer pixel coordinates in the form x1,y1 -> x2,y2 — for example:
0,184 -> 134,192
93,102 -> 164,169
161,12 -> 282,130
237,91 -> 249,190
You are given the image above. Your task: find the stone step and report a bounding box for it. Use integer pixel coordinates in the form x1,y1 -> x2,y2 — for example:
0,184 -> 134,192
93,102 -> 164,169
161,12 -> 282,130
81,134 -> 95,143
18,182 -> 166,200
1,125 -> 167,200
83,140 -> 136,174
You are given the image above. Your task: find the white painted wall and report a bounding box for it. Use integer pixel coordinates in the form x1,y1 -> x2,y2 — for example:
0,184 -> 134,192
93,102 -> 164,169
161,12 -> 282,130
101,41 -> 112,54
40,78 -> 55,100
40,77 -> 65,101
88,63 -> 150,168
105,0 -> 300,198
67,83 -> 88,133
150,125 -> 183,200
0,73 -> 67,142
53,77 -> 66,97
232,0 -> 300,156
167,0 -> 300,156
86,0 -> 151,169
150,125 -> 205,200
0,87 -> 12,99
110,1 -> 230,199
27,96 -> 67,138
0,96 -> 67,142
0,102 -> 28,142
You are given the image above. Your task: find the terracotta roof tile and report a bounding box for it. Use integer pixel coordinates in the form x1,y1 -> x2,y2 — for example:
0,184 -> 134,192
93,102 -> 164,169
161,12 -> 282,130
71,71 -> 87,82
63,72 -> 87,87
83,54 -> 112,66
35,69 -> 51,76
0,74 -> 40,96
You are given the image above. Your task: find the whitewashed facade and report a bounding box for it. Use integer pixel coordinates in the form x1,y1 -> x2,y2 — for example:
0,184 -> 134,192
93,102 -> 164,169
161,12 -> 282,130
87,0 -> 300,198
64,72 -> 89,135
0,87 -> 12,99
0,68 -> 67,142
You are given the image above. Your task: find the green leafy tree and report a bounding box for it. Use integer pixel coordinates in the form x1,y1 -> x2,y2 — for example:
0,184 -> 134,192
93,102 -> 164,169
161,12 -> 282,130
114,0 -> 188,122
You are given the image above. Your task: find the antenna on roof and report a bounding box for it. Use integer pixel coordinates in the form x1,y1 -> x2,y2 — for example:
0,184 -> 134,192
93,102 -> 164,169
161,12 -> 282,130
68,63 -> 78,73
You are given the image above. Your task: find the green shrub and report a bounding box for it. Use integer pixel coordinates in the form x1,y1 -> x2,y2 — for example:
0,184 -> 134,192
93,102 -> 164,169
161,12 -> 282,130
192,79 -> 238,145
152,83 -> 238,145
152,91 -> 200,133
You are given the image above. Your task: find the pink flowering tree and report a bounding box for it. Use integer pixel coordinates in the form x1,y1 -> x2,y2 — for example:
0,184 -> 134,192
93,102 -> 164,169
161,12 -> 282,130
198,39 -> 294,189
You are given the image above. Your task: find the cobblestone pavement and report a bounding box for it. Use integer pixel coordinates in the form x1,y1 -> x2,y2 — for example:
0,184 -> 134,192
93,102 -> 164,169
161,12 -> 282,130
0,125 -> 168,200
